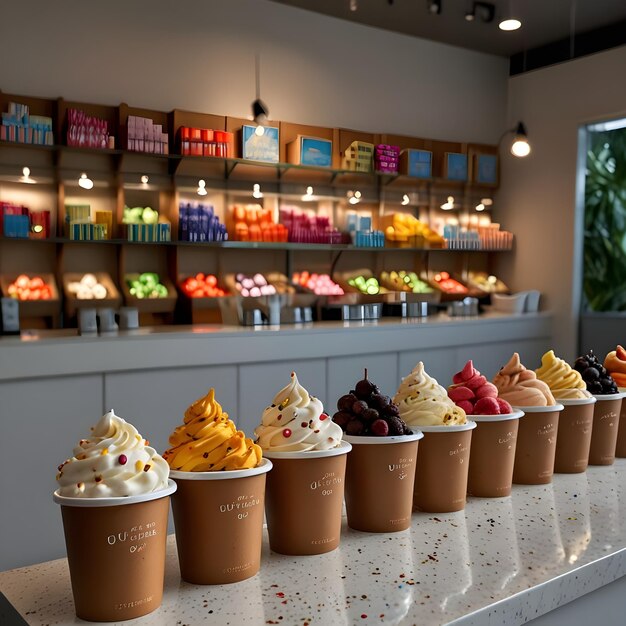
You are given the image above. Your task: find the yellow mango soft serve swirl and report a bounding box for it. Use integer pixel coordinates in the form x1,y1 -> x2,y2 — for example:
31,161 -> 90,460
163,388 -> 261,471
255,372 -> 343,451
393,362 -> 467,426
56,410 -> 169,498
535,350 -> 592,399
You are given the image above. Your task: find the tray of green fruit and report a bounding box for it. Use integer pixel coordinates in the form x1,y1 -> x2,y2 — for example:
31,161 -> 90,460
124,272 -> 177,312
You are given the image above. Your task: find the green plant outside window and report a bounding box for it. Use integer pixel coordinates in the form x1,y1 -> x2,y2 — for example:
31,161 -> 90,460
584,128 -> 626,311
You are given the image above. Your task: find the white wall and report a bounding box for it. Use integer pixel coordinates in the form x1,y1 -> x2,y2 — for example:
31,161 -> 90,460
0,0 -> 507,144
495,45 -> 626,362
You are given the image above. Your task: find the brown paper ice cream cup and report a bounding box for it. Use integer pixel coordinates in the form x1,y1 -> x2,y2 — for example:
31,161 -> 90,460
588,394 -> 625,466
169,458 -> 272,585
343,432 -> 422,533
53,480 -> 176,622
467,411 -> 523,498
512,404 -> 563,485
553,398 -> 596,473
413,422 -> 476,513
616,388 -> 626,458
263,441 -> 351,555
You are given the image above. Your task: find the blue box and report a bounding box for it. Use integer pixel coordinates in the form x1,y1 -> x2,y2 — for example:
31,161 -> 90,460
475,154 -> 498,185
401,149 -> 432,178
445,153 -> 468,181
242,125 -> 279,163
287,136 -> 333,168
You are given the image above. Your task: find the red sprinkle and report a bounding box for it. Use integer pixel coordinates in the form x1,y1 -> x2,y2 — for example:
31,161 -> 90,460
118,455 -> 128,465
282,429 -> 292,438
276,592 -> 285,598
277,414 -> 282,420
361,615 -> 367,619
300,422 -> 308,428
319,413 -> 328,421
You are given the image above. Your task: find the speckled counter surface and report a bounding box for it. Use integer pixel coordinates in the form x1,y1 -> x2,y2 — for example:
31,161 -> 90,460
2,462 -> 626,626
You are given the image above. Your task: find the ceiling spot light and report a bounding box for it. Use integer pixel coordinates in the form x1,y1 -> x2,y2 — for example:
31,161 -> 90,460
20,166 -> 36,184
349,0 -> 358,11
481,197 -> 493,206
302,186 -> 314,201
197,179 -> 207,196
140,175 -> 149,185
440,195 -> 455,210
401,194 -> 410,206
466,2 -> 495,23
428,0 -> 442,15
510,122 -> 531,157
475,203 -> 485,212
252,183 -> 263,199
499,17 -> 521,30
78,173 -> 94,190
347,190 -> 361,205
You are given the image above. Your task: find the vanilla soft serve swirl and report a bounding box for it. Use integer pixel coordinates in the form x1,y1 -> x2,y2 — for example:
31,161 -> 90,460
255,372 -> 342,451
393,362 -> 466,426
56,410 -> 169,497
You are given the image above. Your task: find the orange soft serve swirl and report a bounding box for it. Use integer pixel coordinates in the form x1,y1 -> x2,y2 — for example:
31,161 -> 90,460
605,346 -> 626,388
493,353 -> 556,406
164,388 -> 261,471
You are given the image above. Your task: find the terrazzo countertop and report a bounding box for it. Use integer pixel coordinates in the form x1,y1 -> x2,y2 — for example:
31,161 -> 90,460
2,461 -> 626,626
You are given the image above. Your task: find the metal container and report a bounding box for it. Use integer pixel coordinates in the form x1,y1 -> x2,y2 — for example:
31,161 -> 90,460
342,303 -> 382,321
402,301 -> 429,318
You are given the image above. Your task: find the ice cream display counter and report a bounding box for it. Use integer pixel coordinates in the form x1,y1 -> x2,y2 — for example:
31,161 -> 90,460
1,463 -> 626,625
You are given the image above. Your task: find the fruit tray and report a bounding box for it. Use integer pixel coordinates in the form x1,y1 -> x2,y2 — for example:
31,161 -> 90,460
63,273 -> 122,318
0,273 -> 61,318
122,273 -> 177,313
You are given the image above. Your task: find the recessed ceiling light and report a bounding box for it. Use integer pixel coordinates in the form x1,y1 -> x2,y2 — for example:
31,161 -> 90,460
499,17 -> 521,31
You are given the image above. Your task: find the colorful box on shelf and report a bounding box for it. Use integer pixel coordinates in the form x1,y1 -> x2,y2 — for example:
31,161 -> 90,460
70,223 -> 107,241
179,127 -> 232,158
477,224 -> 514,250
342,141 -> 374,172
286,135 -> 333,168
127,116 -> 168,154
1,202 -> 30,238
1,102 -> 53,145
66,108 -> 112,149
444,152 -> 468,181
126,223 -> 171,242
65,204 -> 111,241
399,149 -> 432,178
345,213 -> 384,248
280,207 -> 342,244
380,213 -> 444,249
241,125 -> 279,163
232,204 -> 287,242
179,203 -> 227,242
474,153 -> 498,185
374,144 -> 400,174
443,225 -> 481,250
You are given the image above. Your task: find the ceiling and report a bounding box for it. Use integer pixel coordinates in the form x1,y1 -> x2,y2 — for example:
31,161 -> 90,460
270,0 -> 626,57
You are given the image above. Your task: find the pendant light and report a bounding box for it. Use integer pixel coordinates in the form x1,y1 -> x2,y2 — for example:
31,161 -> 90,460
251,54 -> 269,136
510,122 -> 531,157
499,0 -> 521,30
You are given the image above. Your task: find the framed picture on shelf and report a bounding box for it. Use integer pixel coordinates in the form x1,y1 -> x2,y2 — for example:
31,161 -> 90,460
444,152 -> 468,181
242,125 -> 279,163
474,153 -> 498,185
287,136 -> 333,168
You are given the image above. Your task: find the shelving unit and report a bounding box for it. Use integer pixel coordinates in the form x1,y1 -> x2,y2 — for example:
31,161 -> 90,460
0,90 -> 507,328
